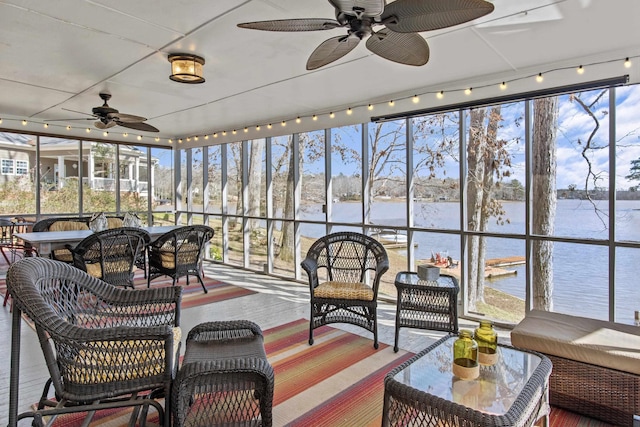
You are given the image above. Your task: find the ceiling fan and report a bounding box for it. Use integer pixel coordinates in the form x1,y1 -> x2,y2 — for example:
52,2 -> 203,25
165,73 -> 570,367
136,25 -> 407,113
48,92 -> 160,132
237,0 -> 494,70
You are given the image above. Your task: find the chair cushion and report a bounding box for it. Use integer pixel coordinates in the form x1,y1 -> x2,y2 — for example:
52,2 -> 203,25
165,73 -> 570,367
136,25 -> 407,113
49,221 -> 89,232
159,243 -> 199,268
107,217 -> 123,229
52,248 -> 74,262
85,260 -> 132,279
69,327 -> 182,384
314,281 -> 374,301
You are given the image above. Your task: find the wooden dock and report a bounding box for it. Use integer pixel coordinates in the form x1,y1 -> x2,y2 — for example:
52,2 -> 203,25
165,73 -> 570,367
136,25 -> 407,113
421,256 -> 525,281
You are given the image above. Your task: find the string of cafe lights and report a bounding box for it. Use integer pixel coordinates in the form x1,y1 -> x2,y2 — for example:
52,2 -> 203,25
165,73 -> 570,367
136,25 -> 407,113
0,56 -> 635,145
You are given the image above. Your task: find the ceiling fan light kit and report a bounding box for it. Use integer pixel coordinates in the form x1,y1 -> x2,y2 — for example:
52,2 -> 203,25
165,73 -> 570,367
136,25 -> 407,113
168,54 -> 205,84
237,0 -> 494,70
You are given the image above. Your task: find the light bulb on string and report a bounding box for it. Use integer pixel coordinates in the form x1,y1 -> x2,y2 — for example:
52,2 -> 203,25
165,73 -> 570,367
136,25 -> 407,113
625,57 -> 632,68
312,115 -> 318,121
388,100 -> 394,107
346,108 -> 352,115
436,91 -> 444,99
296,117 -> 301,123
329,112 -> 335,118
465,88 -> 472,95
367,104 -> 373,111
244,127 -> 248,133
412,95 -> 419,104
22,120 -> 27,126
577,65 -> 584,75
500,82 -> 507,91
536,73 -> 544,83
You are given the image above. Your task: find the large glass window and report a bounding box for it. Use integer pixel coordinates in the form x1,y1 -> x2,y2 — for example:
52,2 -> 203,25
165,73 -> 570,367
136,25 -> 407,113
331,125 -> 362,224
178,82 -> 640,326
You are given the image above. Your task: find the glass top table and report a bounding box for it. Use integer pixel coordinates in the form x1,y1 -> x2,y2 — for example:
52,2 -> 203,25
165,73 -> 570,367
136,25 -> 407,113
383,335 -> 552,426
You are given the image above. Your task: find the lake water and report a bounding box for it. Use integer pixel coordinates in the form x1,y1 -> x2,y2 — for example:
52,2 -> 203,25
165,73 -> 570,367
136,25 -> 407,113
300,199 -> 640,324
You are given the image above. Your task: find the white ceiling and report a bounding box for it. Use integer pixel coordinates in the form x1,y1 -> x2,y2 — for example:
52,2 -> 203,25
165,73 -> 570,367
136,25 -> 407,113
1,0 -> 639,148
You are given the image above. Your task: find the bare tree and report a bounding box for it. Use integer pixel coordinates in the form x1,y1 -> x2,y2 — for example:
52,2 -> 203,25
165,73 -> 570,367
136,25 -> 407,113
247,139 -> 264,230
532,97 -> 558,310
465,106 -> 512,310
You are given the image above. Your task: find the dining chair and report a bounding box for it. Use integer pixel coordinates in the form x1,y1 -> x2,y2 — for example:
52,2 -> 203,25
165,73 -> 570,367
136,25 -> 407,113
1,218 -> 38,307
7,257 -> 181,427
69,227 -> 151,288
147,225 -> 214,293
301,231 -> 389,349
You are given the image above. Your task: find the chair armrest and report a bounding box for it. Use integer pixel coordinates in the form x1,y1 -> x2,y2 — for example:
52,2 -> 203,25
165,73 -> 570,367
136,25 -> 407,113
376,257 -> 390,277
300,256 -> 319,290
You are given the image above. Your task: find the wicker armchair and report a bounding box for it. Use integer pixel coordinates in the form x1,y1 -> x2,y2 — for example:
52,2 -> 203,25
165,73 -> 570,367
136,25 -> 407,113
68,227 -> 151,288
7,257 -> 182,427
301,232 -> 389,349
147,225 -> 214,293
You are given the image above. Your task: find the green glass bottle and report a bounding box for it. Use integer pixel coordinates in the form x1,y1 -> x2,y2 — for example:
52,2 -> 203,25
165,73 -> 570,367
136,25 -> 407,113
474,320 -> 498,366
452,330 -> 479,380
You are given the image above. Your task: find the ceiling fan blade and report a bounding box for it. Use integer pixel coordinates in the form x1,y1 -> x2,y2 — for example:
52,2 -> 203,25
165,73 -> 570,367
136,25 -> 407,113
366,29 -> 429,66
306,35 -> 360,70
116,121 -> 159,133
328,0 -> 385,17
381,0 -> 494,33
108,112 -> 147,123
238,18 -> 341,32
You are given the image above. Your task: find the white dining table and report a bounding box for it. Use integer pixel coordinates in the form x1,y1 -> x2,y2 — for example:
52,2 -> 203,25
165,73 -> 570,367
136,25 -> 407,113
14,225 -> 181,258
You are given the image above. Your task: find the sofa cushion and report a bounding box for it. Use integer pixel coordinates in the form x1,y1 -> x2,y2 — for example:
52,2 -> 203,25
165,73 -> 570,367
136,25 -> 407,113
511,309 -> 640,376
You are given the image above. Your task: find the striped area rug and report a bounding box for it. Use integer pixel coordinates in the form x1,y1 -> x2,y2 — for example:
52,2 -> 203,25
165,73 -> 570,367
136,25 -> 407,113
23,319 -> 616,427
0,268 -> 256,310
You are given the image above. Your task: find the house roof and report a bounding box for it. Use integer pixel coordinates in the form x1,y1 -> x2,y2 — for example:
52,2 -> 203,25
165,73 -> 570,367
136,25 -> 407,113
0,0 -> 638,147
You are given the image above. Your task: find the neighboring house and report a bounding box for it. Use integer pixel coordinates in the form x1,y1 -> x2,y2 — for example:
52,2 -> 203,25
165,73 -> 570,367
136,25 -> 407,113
0,133 -> 156,199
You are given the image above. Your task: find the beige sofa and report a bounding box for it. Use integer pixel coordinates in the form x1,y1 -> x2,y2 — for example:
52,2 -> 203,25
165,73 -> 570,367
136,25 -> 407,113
511,310 -> 640,426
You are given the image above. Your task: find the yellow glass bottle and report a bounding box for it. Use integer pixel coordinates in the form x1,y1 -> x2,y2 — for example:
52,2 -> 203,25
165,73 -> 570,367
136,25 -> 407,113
474,320 -> 498,366
452,330 -> 479,380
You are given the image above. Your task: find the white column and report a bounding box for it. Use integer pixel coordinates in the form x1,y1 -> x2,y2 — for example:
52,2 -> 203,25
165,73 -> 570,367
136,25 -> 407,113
57,156 -> 64,189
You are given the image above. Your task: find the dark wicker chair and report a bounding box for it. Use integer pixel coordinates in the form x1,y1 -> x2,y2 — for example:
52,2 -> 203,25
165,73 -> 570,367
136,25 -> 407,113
301,231 -> 389,349
7,257 -> 182,427
68,227 -> 151,288
1,218 -> 38,307
147,225 -> 214,293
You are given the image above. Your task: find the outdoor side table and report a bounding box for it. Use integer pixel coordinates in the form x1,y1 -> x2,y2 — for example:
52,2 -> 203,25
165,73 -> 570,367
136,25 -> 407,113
393,271 -> 459,352
172,320 -> 275,427
383,335 -> 553,427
